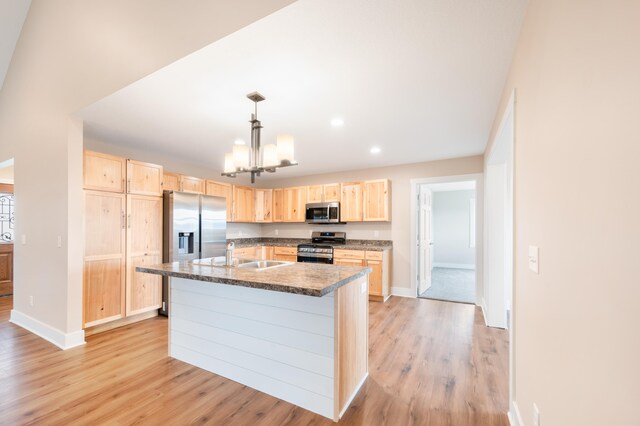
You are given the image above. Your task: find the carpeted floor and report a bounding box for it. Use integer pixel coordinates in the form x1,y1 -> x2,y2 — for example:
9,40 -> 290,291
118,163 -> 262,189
419,267 -> 476,304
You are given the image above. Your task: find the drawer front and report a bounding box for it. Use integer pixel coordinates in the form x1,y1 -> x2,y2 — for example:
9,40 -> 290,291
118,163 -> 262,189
273,246 -> 297,256
365,250 -> 383,260
234,247 -> 256,258
333,249 -> 365,260
334,258 -> 364,267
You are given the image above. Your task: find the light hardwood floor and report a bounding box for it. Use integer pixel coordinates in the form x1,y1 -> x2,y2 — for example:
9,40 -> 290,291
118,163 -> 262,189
0,294 -> 508,425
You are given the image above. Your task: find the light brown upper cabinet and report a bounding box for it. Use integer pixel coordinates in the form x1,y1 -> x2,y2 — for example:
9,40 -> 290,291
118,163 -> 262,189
307,185 -> 323,203
323,183 -> 340,202
83,190 -> 126,327
180,175 -> 205,194
233,185 -> 255,222
363,179 -> 391,221
127,159 -> 163,196
272,188 -> 284,222
206,180 -> 233,222
307,183 -> 340,203
283,186 -> 307,222
83,151 -> 126,193
340,182 -> 364,222
126,194 -> 163,316
163,172 -> 181,192
254,189 -> 273,223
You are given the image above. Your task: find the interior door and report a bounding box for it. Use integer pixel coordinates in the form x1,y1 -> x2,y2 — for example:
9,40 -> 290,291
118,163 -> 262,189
418,185 -> 433,294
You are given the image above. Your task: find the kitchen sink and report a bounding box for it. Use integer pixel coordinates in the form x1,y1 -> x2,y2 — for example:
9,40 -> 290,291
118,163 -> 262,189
237,260 -> 293,270
191,257 -> 256,267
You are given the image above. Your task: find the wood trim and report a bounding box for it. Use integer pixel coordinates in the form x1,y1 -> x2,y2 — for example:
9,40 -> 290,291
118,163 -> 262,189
84,310 -> 158,337
333,276 -> 368,420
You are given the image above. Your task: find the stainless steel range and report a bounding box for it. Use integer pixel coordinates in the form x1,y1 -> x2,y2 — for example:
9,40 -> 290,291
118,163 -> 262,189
297,232 -> 346,264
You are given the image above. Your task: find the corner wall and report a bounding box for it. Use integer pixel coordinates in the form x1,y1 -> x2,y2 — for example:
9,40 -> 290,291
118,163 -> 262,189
486,0 -> 640,424
0,0 -> 295,346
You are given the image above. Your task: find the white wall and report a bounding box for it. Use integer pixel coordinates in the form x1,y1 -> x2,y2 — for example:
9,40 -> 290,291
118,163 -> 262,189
432,189 -> 475,268
0,0 -> 295,345
485,0 -> 640,424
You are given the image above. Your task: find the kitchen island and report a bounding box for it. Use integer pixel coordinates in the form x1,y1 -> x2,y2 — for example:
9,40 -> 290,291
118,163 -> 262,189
137,261 -> 371,421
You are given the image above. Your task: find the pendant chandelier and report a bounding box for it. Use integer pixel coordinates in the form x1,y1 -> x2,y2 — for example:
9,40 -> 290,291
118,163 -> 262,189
222,92 -> 298,183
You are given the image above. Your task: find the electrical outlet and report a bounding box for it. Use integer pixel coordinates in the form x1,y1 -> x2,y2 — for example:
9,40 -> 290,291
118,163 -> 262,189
374,230 -> 379,237
533,403 -> 540,426
57,236 -> 62,248
29,296 -> 34,306
274,229 -> 279,236
361,281 -> 367,293
21,234 -> 26,245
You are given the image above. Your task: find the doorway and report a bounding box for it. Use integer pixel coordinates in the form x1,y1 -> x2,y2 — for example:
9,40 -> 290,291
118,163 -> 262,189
0,159 -> 15,309
417,181 -> 477,304
411,174 -> 483,305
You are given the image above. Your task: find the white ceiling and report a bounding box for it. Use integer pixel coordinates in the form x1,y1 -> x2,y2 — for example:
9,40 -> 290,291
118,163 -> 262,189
80,0 -> 528,179
0,0 -> 31,91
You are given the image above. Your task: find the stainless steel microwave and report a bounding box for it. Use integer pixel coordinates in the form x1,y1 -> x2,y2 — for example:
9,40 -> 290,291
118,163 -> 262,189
305,202 -> 340,224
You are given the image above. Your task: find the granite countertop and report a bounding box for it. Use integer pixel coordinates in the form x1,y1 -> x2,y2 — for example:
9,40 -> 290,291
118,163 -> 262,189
137,261 -> 372,297
229,237 -> 393,251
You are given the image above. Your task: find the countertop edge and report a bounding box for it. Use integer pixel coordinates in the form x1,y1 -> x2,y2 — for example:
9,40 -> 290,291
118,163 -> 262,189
136,266 -> 373,297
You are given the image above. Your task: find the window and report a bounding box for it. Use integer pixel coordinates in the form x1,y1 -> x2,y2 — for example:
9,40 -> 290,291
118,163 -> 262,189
0,193 -> 15,242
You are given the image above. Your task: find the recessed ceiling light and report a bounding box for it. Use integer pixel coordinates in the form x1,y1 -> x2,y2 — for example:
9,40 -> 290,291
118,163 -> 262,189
330,118 -> 344,127
234,139 -> 246,145
370,146 -> 381,154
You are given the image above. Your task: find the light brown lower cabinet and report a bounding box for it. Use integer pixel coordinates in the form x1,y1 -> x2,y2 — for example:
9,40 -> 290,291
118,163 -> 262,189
83,190 -> 126,327
273,246 -> 297,262
126,194 -> 163,316
83,190 -> 162,330
334,249 -> 390,302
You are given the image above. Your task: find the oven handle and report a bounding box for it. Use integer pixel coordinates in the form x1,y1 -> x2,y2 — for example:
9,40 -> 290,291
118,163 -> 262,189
297,253 -> 334,259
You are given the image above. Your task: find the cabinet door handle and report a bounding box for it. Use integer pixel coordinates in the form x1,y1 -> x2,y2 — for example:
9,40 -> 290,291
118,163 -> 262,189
121,212 -> 125,229
127,214 -> 131,228
127,179 -> 131,193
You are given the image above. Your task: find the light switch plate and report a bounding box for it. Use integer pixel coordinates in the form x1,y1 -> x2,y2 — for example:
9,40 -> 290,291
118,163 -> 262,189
528,246 -> 539,273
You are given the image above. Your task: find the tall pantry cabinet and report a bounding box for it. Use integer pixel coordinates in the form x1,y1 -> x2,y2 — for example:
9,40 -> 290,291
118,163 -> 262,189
83,151 -> 163,329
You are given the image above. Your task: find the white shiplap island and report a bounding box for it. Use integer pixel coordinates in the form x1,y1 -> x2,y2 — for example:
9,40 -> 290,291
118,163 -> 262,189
137,261 -> 371,421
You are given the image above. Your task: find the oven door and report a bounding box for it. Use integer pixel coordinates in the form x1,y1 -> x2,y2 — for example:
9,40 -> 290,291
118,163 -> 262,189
297,253 -> 333,264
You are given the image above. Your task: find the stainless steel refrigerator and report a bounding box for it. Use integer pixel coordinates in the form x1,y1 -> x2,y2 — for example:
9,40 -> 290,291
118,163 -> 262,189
161,191 -> 226,315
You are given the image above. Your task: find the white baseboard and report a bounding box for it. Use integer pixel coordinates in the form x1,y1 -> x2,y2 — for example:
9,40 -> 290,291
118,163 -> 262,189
508,400 -> 523,426
433,262 -> 475,270
391,287 -> 416,298
480,297 -> 489,326
10,309 -> 85,350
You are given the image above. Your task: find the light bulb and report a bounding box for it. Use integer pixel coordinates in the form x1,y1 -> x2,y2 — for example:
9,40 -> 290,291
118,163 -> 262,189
224,152 -> 235,173
277,134 -> 295,163
233,145 -> 250,169
263,144 -> 278,167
